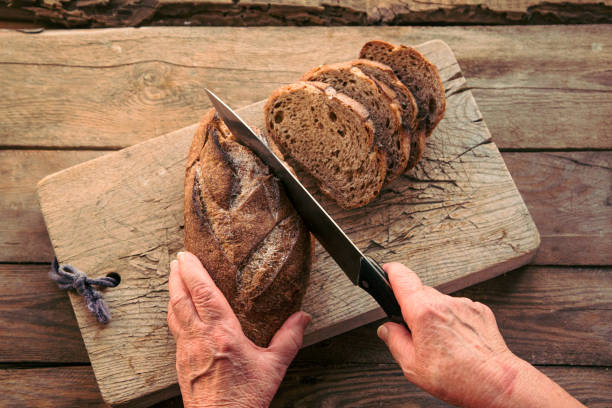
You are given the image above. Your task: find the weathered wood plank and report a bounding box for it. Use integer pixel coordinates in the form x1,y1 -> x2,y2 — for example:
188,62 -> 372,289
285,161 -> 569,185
295,266 -> 612,367
35,40 -> 540,407
2,265 -> 609,366
504,152 -> 612,265
2,150 -> 608,264
0,150 -> 107,263
2,365 -> 607,408
0,0 -> 610,28
1,26 -> 610,149
271,364 -> 612,408
0,366 -> 106,408
0,264 -> 89,363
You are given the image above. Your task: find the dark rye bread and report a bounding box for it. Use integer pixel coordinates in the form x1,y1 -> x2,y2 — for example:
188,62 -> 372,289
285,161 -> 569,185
360,40 -> 446,169
265,81 -> 386,209
184,108 -> 313,347
301,63 -> 408,182
350,59 -> 418,133
360,40 -> 446,138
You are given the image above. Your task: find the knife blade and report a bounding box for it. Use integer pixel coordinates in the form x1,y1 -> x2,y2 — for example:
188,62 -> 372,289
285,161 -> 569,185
205,89 -> 404,323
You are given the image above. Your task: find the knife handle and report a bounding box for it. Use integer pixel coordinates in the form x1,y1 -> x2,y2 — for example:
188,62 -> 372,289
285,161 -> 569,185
359,256 -> 405,325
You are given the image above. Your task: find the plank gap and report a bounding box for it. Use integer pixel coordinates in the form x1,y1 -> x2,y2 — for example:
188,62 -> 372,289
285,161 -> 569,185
0,146 -> 121,152
499,148 -> 612,153
0,362 -> 91,369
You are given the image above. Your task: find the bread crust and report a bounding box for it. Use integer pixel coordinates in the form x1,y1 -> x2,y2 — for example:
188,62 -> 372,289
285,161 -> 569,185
184,109 -> 313,347
360,40 -> 446,171
349,58 -> 418,132
406,130 -> 427,170
360,40 -> 446,137
301,63 -> 408,182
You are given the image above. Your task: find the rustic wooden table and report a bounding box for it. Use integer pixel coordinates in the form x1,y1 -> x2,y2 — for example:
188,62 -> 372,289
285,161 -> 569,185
1,15 -> 611,408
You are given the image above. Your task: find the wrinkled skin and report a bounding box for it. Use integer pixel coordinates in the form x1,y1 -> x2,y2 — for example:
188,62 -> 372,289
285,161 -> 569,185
378,262 -> 584,408
167,252 -> 582,408
167,251 -> 311,408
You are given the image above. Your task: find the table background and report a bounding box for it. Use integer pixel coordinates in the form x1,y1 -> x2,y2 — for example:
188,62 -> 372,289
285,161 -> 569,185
0,2 -> 611,406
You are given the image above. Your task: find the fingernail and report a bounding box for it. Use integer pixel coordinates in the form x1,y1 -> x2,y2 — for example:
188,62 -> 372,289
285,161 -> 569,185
377,325 -> 388,342
170,259 -> 178,271
302,312 -> 312,326
177,251 -> 185,261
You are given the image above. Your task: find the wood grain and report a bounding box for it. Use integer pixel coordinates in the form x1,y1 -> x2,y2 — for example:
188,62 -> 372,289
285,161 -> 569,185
36,40 -> 539,407
0,0 -> 610,27
0,264 -> 89,363
504,152 -> 612,265
1,365 -> 609,408
1,26 -> 610,149
2,265 -> 609,367
2,150 -> 609,265
0,366 -> 106,408
0,150 -> 107,263
271,364 -> 612,408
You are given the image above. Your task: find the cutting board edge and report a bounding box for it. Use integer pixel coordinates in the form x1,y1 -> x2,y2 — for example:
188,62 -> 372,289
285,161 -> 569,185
35,122 -> 201,197
302,242 -> 540,348
434,243 -> 539,294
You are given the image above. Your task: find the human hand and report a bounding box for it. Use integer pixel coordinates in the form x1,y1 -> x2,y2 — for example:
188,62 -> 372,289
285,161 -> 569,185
377,263 -> 583,408
167,251 -> 311,408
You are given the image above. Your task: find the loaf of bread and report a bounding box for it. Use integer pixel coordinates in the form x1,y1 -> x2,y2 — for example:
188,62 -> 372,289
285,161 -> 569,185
300,62 -> 408,182
360,40 -> 446,169
184,109 -> 313,347
265,81 -> 387,209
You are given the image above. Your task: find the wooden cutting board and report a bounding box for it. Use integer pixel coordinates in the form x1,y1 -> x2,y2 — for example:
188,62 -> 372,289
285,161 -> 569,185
37,40 -> 539,407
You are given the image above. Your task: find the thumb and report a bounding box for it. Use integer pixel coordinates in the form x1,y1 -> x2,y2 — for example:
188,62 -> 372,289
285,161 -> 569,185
377,322 -> 416,378
267,311 -> 312,366
383,262 -> 423,324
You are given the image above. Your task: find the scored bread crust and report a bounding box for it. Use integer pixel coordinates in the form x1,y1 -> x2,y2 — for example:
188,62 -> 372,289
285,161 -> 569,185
301,63 -> 408,182
360,40 -> 446,170
265,81 -> 387,209
184,108 -> 313,347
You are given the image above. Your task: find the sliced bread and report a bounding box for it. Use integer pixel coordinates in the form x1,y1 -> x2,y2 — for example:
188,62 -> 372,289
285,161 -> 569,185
300,62 -> 408,182
350,59 -> 418,133
360,40 -> 446,169
360,40 -> 445,138
264,81 -> 386,209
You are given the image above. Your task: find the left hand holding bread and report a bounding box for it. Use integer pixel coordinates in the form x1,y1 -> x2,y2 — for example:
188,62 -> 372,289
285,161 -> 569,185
167,251 -> 312,408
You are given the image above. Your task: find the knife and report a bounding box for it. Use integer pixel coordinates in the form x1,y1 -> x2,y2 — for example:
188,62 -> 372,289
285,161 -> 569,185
205,89 -> 404,324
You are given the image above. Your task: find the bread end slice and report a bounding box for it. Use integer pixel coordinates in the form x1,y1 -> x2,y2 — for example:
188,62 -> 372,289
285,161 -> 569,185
360,40 -> 446,138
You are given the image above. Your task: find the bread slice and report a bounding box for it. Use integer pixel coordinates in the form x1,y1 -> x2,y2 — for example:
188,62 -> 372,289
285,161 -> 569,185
360,40 -> 445,138
265,81 -> 386,209
360,40 -> 446,169
301,62 -> 408,182
350,59 -> 418,133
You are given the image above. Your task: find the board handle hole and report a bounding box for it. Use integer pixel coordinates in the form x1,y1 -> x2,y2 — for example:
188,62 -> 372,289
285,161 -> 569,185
107,272 -> 121,286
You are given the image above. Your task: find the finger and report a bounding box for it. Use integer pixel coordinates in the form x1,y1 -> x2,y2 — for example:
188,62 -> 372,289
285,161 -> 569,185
168,259 -> 198,328
383,262 -> 423,295
377,322 -> 416,379
267,311 -> 312,366
383,262 -> 423,322
177,251 -> 235,322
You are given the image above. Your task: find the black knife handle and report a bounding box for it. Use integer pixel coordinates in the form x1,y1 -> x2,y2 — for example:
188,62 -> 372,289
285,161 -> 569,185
358,256 -> 405,325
